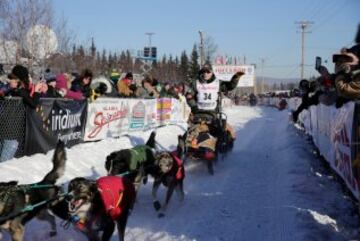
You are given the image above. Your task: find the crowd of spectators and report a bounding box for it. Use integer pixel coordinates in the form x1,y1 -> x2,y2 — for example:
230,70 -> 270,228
291,24 -> 360,122
0,65 -> 190,107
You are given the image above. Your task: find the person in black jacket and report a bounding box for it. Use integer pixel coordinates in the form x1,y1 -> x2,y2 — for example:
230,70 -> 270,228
8,65 -> 44,108
185,63 -> 243,152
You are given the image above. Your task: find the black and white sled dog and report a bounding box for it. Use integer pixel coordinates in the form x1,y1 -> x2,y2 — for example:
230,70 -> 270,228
0,141 -> 67,241
105,131 -> 157,193
66,176 -> 135,241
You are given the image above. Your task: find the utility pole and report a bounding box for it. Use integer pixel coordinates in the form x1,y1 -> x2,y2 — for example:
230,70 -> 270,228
198,30 -> 205,66
260,58 -> 265,93
295,21 -> 313,79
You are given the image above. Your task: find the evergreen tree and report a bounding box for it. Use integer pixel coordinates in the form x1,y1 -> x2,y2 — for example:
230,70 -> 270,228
90,38 -> 96,58
179,51 -> 189,82
189,44 -> 200,81
101,49 -> 107,74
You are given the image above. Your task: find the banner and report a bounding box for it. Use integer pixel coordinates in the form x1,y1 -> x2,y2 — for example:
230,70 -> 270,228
84,98 -> 191,141
212,65 -> 255,87
330,102 -> 357,195
25,99 -> 87,155
84,98 -> 159,141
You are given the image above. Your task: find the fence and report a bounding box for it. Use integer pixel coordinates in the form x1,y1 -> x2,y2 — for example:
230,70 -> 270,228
0,98 -> 26,159
261,96 -> 360,201
0,97 -> 191,160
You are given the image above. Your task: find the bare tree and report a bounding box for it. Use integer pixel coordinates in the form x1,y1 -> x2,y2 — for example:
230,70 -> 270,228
0,0 -> 75,76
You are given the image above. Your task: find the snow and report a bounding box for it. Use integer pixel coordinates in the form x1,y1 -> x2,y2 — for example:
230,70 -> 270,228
1,106 -> 360,241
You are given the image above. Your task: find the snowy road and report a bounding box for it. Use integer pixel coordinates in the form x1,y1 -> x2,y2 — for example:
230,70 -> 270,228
1,106 -> 360,241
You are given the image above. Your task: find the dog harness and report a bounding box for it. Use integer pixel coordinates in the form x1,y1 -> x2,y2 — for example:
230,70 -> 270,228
96,176 -> 135,220
170,151 -> 184,180
128,145 -> 153,171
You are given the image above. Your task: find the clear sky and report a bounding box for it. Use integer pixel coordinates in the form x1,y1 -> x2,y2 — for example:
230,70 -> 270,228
53,0 -> 359,79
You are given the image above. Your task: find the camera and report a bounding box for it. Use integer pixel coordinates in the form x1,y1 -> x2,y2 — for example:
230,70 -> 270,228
332,54 -> 354,63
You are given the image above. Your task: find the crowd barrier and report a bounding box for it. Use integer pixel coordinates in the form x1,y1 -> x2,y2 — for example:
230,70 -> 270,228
0,97 -> 191,159
260,96 -> 360,201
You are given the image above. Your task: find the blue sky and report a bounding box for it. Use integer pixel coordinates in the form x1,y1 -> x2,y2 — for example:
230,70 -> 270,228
53,0 -> 359,79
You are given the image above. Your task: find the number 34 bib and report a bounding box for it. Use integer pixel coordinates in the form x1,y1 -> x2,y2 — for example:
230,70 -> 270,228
196,78 -> 220,111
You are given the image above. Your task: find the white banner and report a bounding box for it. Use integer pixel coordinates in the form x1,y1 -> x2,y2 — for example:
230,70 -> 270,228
213,65 -> 255,87
84,98 -> 190,141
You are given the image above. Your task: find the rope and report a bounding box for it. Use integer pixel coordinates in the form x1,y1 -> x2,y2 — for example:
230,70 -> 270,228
0,191 -> 70,224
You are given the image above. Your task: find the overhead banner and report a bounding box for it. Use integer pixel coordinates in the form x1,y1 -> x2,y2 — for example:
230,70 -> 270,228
25,99 -> 87,155
212,65 -> 255,87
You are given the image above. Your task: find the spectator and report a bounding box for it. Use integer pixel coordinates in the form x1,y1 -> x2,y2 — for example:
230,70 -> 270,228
8,65 -> 44,108
160,82 -> 178,98
44,73 -> 62,98
0,65 -> 44,162
71,68 -> 93,98
117,72 -> 135,97
110,69 -> 121,86
56,73 -> 84,100
0,80 -> 10,98
140,76 -> 160,98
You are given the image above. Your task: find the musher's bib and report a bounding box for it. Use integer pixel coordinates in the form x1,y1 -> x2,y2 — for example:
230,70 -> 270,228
196,78 -> 220,111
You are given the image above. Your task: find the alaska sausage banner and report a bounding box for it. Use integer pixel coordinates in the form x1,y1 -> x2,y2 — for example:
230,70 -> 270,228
25,99 -> 87,155
84,98 -> 190,142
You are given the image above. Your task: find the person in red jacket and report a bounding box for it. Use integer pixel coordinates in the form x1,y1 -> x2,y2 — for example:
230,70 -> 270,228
55,73 -> 84,100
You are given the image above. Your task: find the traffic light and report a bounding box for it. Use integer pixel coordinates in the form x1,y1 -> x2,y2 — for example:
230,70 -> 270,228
144,47 -> 150,57
151,47 -> 157,58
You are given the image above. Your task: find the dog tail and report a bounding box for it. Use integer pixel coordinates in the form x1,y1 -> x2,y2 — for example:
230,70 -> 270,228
41,140 -> 67,184
146,131 -> 156,149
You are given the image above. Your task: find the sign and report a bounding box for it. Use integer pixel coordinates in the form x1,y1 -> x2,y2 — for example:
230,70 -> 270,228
25,99 -> 87,155
212,65 -> 255,87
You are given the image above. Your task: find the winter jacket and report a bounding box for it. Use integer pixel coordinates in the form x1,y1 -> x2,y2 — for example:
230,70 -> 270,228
56,74 -> 84,100
9,87 -> 40,109
71,78 -> 92,98
117,78 -> 133,97
335,71 -> 360,99
44,85 -> 62,98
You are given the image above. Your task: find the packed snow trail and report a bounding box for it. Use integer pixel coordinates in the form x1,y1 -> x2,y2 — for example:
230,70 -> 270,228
0,106 -> 359,241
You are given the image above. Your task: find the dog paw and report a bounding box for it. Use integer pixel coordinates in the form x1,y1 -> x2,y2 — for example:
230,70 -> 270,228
153,201 -> 161,211
158,212 -> 165,218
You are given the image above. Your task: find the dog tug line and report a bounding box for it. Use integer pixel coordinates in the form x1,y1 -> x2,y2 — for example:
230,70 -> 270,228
0,184 -> 71,224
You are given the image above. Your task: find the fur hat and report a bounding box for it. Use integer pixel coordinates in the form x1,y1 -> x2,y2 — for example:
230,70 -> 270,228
11,65 -> 29,83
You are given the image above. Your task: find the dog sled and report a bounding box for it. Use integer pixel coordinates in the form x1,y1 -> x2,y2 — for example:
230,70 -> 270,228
182,111 -> 235,175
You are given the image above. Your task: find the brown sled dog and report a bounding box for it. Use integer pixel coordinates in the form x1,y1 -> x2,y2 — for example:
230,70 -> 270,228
0,141 -> 67,241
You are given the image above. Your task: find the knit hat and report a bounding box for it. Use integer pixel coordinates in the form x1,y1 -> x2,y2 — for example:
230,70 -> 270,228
44,69 -> 56,83
201,63 -> 213,72
125,72 -> 133,79
11,65 -> 29,83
